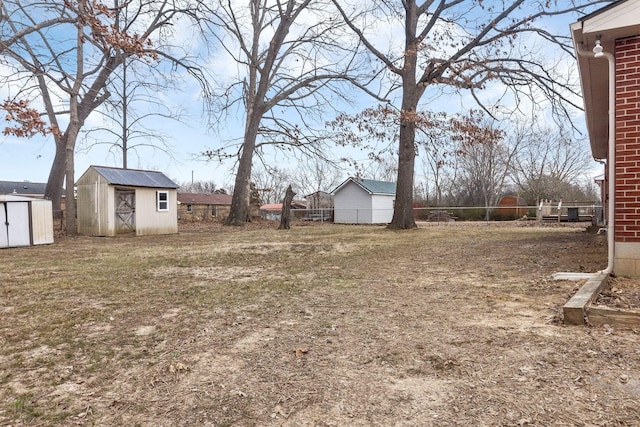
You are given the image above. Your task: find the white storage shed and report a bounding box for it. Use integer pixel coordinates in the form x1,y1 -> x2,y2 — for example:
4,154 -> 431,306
0,195 -> 54,248
332,177 -> 396,224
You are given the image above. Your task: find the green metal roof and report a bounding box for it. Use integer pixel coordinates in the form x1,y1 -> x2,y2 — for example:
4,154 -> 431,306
332,177 -> 396,195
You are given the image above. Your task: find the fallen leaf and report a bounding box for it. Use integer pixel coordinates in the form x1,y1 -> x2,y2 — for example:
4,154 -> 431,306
294,348 -> 309,357
175,362 -> 189,371
168,362 -> 190,374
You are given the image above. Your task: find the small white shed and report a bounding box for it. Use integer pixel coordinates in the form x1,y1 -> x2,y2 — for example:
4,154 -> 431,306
332,177 -> 396,224
76,166 -> 180,237
0,195 -> 54,248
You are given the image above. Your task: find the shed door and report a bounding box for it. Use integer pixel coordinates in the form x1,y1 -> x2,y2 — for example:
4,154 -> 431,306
1,202 -> 31,247
115,190 -> 136,234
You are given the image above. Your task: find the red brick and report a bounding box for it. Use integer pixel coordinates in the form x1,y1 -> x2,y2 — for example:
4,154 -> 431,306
616,156 -> 640,162
614,226 -> 638,233
615,157 -> 640,164
618,201 -> 640,208
616,127 -> 640,134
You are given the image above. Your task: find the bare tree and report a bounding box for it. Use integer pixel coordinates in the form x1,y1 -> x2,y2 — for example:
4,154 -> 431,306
78,56 -> 182,169
0,0 -> 208,233
332,0 -> 610,229
200,0 -> 378,225
1,4 -> 75,137
510,119 -> 594,203
251,166 -> 292,205
416,143 -> 457,207
450,118 -> 515,219
290,157 -> 344,196
179,180 -> 225,194
330,105 -> 501,205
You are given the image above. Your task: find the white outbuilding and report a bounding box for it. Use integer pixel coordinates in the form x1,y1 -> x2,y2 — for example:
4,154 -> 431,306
332,177 -> 396,224
0,195 -> 54,248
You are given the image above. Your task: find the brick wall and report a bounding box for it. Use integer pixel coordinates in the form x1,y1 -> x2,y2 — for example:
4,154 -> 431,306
615,36 -> 640,242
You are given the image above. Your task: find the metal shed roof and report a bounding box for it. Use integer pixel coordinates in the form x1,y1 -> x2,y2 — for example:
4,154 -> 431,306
90,166 -> 180,189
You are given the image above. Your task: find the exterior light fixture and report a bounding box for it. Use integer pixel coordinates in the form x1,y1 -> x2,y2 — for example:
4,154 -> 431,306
593,37 -> 604,57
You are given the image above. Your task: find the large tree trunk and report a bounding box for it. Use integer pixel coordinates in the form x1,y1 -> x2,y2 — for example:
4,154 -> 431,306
390,113 -> 418,229
226,107 -> 262,226
45,138 -> 66,218
388,15 -> 420,230
63,88 -> 83,235
226,149 -> 253,225
45,130 -> 79,234
65,136 -> 77,235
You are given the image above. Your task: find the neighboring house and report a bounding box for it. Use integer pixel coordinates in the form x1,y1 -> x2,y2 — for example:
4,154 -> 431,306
571,0 -> 640,276
259,201 -> 307,221
0,195 -> 54,248
305,190 -> 334,221
0,180 -> 47,197
177,192 -> 232,221
332,177 -> 396,224
76,166 -> 179,236
496,195 -> 528,220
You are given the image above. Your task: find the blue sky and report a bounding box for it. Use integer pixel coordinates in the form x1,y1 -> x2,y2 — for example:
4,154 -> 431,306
0,0 -> 605,192
0,111 -> 233,188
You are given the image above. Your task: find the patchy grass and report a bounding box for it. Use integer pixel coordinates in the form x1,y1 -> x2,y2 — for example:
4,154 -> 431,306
1,222 -> 639,426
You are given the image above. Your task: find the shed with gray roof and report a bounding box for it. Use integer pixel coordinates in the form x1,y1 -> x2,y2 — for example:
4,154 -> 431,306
76,166 -> 179,236
331,177 -> 396,224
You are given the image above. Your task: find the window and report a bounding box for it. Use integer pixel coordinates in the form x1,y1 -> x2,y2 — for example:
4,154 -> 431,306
157,191 -> 169,211
211,205 -> 217,217
186,204 -> 192,213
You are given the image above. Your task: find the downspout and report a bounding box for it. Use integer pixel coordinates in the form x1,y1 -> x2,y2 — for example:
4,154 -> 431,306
553,38 -> 615,280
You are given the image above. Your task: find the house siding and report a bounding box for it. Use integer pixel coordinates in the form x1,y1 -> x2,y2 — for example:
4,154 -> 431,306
615,35 -> 640,276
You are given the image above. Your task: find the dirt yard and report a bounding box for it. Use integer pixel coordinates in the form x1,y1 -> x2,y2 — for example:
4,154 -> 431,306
1,221 -> 639,426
